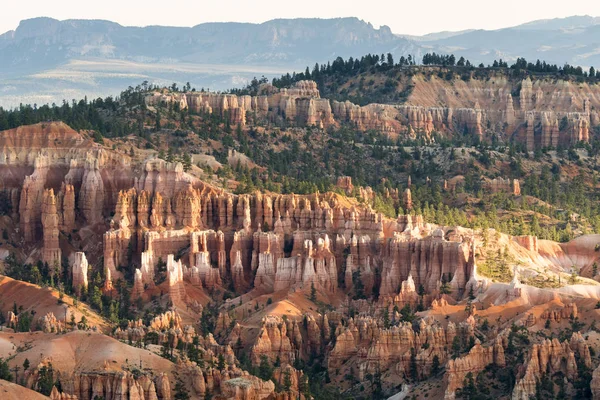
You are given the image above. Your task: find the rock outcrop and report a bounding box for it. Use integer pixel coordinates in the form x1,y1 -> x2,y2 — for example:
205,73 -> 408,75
511,334 -> 589,400
444,337 -> 505,399
250,315 -> 296,365
38,369 -> 171,400
146,76 -> 600,149
41,188 -> 61,268
71,252 -> 89,295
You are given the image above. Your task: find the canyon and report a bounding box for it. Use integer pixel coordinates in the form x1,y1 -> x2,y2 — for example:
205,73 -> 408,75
2,119 -> 600,399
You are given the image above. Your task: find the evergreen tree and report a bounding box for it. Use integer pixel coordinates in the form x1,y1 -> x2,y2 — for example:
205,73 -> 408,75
182,152 -> 192,171
258,355 -> 273,381
431,355 -> 440,375
352,269 -> 366,299
283,369 -> 292,391
409,348 -> 418,381
0,358 -> 12,381
174,379 -> 190,400
37,363 -> 55,395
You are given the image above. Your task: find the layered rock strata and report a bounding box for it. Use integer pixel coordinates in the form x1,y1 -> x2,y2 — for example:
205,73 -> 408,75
146,76 -> 599,149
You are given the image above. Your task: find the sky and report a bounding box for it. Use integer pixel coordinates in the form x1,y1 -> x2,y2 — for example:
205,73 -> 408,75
2,0 -> 600,36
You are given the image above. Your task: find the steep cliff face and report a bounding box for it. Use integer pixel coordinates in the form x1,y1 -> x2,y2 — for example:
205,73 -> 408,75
97,168 -> 480,303
146,75 -> 599,150
404,74 -> 596,149
382,228 -> 475,295
147,80 -> 334,130
1,122 -> 134,251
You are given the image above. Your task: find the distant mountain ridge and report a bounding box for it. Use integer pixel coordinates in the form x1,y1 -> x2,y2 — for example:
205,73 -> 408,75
0,15 -> 599,108
0,17 -> 410,71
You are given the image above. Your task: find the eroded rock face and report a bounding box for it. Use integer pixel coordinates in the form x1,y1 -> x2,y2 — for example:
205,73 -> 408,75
79,154 -> 105,224
167,254 -> 186,304
97,171 -> 480,305
484,177 -> 521,196
327,315 -> 477,382
444,337 -> 505,399
2,122 -> 134,249
40,312 -> 63,333
71,252 -> 89,295
383,230 -> 475,295
147,80 -> 332,130
48,370 -> 169,400
0,123 -> 491,307
250,315 -> 295,365
219,375 -> 275,400
146,76 -> 599,149
115,310 -> 197,348
42,188 -> 61,268
9,114 -> 600,400
540,303 -> 578,322
19,154 -> 50,242
511,334 -> 590,400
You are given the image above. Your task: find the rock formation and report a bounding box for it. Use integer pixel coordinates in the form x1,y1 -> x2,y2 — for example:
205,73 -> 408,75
6,112 -> 600,400
250,315 -> 296,365
41,188 -> 61,268
167,254 -> 186,304
484,177 -> 521,196
78,154 -> 105,224
71,252 -> 89,296
444,337 -> 505,399
512,334 -> 589,400
147,75 -> 600,150
33,368 -> 171,400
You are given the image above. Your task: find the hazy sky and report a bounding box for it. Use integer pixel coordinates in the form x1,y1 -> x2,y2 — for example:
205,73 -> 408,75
2,0 -> 600,36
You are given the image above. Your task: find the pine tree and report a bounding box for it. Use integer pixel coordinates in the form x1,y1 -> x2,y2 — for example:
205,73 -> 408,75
258,355 -> 273,381
409,348 -> 418,381
283,370 -> 292,391
452,336 -> 462,358
0,358 -> 12,381
431,355 -> 440,375
182,153 -> 192,171
468,285 -> 475,300
174,379 -> 190,400
383,308 -> 390,328
155,111 -> 161,131
37,363 -> 55,395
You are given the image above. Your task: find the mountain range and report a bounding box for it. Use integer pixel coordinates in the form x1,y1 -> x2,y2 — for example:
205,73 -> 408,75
1,15 -> 599,107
